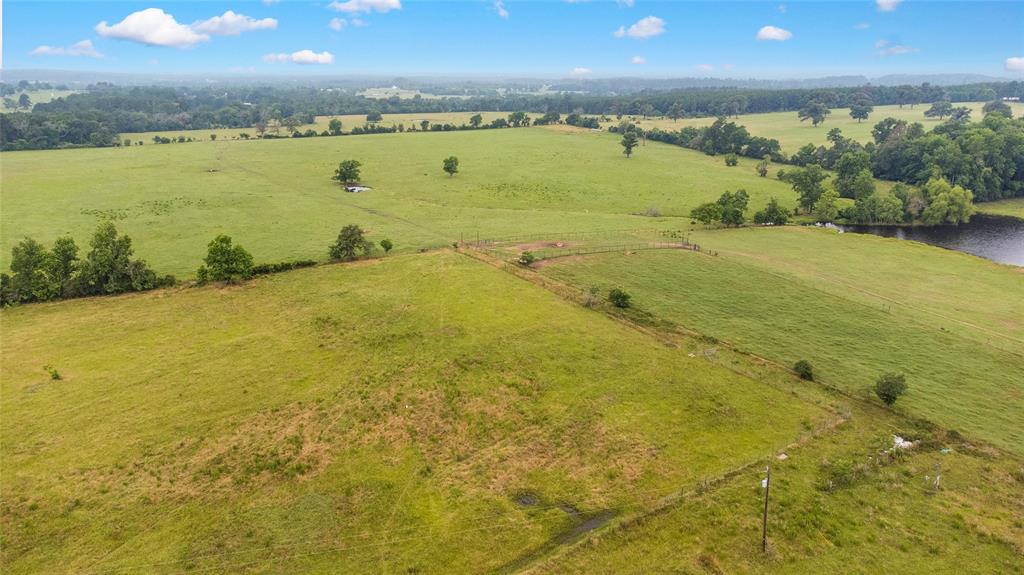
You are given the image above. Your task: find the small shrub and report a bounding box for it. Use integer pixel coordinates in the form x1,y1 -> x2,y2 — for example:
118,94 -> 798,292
583,285 -> 601,308
875,372 -> 907,406
642,206 -> 662,217
724,153 -> 739,166
518,251 -> 536,266
818,458 -> 862,491
793,360 -> 814,381
608,288 -> 631,308
380,239 -> 393,254
43,365 -> 61,381
251,260 -> 317,276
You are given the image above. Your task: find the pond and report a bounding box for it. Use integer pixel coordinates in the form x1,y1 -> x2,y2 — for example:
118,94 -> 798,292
834,213 -> 1024,266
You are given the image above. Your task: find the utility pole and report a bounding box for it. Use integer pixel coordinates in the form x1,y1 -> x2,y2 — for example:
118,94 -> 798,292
762,465 -> 771,554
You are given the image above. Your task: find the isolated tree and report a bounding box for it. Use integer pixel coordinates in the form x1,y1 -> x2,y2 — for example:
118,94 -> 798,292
380,238 -> 393,254
469,113 -> 483,128
420,120 -> 430,131
924,100 -> 953,120
507,111 -> 529,127
982,100 -> 1013,117
366,111 -> 383,122
18,93 -> 31,109
813,188 -> 841,222
640,103 -> 655,119
608,288 -> 631,308
329,225 -> 373,261
874,372 -> 907,406
798,100 -> 830,127
849,100 -> 873,123
716,189 -> 749,226
789,164 -> 829,212
210,134 -> 217,141
754,197 -> 789,225
621,130 -> 639,158
793,360 -> 814,381
198,235 -> 253,283
254,121 -> 267,138
756,156 -> 770,177
282,116 -> 301,134
690,202 -> 722,226
668,102 -> 684,122
949,107 -> 972,123
328,118 -> 343,135
442,156 -> 459,177
333,160 -> 362,184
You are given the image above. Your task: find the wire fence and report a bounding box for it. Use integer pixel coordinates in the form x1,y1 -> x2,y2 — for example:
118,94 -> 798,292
465,228 -> 714,263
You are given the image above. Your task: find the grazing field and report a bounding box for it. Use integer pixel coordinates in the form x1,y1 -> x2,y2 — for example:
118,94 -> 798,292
541,226 -> 1024,455
0,251 -> 829,574
978,197 -> 1024,220
0,89 -> 77,111
611,102 -> 1024,154
1,127 -> 801,277
119,112 -> 509,143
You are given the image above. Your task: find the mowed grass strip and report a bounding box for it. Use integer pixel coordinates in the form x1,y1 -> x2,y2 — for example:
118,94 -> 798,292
1,127 -> 799,276
541,230 -> 1024,455
0,251 -> 825,574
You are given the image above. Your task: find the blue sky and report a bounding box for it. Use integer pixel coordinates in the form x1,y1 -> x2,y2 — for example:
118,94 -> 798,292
3,0 -> 1023,77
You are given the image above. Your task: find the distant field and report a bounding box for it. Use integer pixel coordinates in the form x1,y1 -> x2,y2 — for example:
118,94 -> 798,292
119,112 -> 508,143
0,251 -> 826,573
0,89 -> 77,111
2,127 -> 803,276
542,226 -> 1024,455
609,102 -> 1024,154
978,197 -> 1024,220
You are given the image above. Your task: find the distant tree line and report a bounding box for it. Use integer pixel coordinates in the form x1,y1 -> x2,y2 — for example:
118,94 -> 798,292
3,81 -> 1020,151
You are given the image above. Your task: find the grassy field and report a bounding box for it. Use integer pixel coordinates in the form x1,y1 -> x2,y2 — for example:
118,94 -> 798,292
1,126 -> 800,277
541,227 -> 1024,456
120,112 -> 509,143
0,251 -> 829,574
0,89 -> 77,111
978,197 -> 1024,220
610,102 -> 1024,154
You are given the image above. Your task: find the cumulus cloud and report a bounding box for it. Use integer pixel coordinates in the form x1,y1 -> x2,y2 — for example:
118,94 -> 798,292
31,39 -> 103,58
328,0 -> 401,14
329,18 -> 347,31
263,50 -> 335,65
570,67 -> 593,76
192,11 -> 277,36
631,55 -> 646,65
96,8 -> 209,47
1006,57 -> 1024,71
876,0 -> 902,12
696,63 -> 714,72
875,39 -> 917,56
494,0 -> 509,19
756,25 -> 792,41
613,16 -> 666,39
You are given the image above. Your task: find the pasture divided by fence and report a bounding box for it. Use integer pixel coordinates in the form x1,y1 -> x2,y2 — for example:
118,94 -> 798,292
465,228 -> 714,263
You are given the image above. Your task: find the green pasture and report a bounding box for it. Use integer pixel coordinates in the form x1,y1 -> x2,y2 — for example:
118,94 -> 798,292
0,89 -> 77,111
1,127 -> 800,277
0,251 -> 826,574
977,197 -> 1024,220
610,102 -> 1024,154
541,226 -> 1024,455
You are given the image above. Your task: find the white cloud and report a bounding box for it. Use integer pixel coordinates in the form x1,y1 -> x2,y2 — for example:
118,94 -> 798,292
96,8 -> 209,47
192,11 -> 277,36
329,18 -> 348,31
570,67 -> 593,76
328,0 -> 401,14
876,0 -> 902,12
777,4 -> 787,13
1006,57 -> 1024,71
351,18 -> 369,27
31,39 -> 103,58
853,22 -> 871,29
263,50 -> 335,65
613,16 -> 666,39
494,0 -> 509,19
631,55 -> 646,65
262,0 -> 280,5
875,39 -> 917,56
696,63 -> 714,72
756,25 -> 792,41
617,0 -> 635,6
